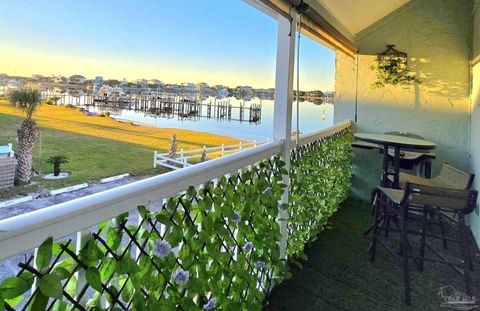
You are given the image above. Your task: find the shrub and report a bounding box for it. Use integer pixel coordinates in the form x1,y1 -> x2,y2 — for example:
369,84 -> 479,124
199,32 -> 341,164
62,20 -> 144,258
46,155 -> 69,176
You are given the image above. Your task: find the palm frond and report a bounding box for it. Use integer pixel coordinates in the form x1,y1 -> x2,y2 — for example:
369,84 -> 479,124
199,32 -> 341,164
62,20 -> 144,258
8,88 -> 43,119
46,155 -> 69,166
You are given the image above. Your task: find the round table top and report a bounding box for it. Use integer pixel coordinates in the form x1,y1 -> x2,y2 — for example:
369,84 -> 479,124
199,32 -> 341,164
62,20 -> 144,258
354,133 -> 436,150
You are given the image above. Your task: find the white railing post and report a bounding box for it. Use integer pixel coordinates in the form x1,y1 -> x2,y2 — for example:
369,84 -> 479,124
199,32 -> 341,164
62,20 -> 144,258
180,148 -> 184,163
253,139 -> 257,147
75,230 -> 90,307
153,150 -> 157,168
221,144 -> 225,157
273,13 -> 296,261
239,141 -> 242,151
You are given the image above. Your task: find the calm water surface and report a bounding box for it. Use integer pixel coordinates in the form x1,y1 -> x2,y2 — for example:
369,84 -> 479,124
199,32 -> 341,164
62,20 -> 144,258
84,96 -> 333,141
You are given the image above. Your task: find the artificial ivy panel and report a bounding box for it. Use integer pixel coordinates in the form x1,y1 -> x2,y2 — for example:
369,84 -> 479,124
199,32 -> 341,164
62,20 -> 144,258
288,129 -> 353,257
0,129 -> 353,310
1,157 -> 287,311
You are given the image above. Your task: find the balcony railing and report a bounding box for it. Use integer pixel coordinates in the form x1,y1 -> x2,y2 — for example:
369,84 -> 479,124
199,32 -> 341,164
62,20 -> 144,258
0,120 -> 352,310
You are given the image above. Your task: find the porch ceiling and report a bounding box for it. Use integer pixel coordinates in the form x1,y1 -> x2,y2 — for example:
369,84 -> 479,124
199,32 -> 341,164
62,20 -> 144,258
314,0 -> 409,34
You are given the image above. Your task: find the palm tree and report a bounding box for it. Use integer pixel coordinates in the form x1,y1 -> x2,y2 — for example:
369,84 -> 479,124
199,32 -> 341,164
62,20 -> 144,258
9,88 -> 43,184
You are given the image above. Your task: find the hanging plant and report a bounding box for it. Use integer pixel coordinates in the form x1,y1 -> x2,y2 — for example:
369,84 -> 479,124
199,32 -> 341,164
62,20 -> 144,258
370,45 -> 420,88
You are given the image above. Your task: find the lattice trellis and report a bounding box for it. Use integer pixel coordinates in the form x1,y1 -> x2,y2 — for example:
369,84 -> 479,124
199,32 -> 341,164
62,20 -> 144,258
2,157 -> 288,311
1,127 -> 354,310
288,128 -> 353,257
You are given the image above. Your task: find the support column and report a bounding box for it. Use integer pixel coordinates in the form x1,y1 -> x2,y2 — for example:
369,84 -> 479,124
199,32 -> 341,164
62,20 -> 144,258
273,13 -> 296,261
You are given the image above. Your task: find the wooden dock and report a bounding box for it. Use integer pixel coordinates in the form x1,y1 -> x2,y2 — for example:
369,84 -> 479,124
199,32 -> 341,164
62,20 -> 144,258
42,92 -> 262,124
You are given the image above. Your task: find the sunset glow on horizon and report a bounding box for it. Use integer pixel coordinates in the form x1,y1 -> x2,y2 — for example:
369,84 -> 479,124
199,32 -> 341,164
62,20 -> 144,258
0,0 -> 335,90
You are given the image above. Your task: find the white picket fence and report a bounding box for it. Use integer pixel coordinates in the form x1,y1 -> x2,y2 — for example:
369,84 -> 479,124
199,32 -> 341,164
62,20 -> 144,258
153,139 -> 269,170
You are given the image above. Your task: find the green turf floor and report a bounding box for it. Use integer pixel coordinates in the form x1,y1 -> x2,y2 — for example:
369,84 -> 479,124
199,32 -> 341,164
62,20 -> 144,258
266,198 -> 480,311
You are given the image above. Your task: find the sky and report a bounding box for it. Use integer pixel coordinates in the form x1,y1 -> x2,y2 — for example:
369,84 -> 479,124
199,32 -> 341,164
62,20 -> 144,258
0,0 -> 335,90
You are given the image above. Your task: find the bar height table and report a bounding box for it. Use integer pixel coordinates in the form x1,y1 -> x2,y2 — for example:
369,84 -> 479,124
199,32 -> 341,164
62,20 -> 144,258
354,133 -> 436,188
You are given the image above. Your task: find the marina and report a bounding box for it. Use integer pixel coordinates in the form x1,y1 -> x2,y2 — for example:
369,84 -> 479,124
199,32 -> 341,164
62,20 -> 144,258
39,92 -> 333,140
42,92 -> 262,123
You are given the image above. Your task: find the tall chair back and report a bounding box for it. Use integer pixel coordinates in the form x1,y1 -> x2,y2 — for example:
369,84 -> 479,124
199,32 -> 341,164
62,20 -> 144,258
403,182 -> 478,215
436,163 -> 475,190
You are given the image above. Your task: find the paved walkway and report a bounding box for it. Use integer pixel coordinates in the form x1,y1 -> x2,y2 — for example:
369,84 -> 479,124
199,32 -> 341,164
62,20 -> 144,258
0,175 -> 153,221
0,175 -> 154,281
267,199 -> 480,311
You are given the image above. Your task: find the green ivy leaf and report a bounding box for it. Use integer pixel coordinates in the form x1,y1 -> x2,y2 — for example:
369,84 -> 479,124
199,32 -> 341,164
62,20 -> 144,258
0,277 -> 30,299
138,205 -> 148,219
120,279 -> 135,303
100,257 -> 117,281
107,227 -> 121,251
39,274 -> 63,299
156,211 -> 171,226
86,267 -> 103,292
186,186 -> 197,198
51,300 -> 67,311
167,226 -> 183,247
52,267 -> 70,280
4,295 -> 23,308
79,239 -> 101,265
28,291 -> 48,311
106,285 -> 119,304
65,276 -> 77,298
116,256 -> 140,274
36,237 -> 53,271
132,291 -> 147,311
86,291 -> 102,309
146,296 -> 162,311
52,242 -> 73,257
116,212 -> 129,224
53,258 -> 76,275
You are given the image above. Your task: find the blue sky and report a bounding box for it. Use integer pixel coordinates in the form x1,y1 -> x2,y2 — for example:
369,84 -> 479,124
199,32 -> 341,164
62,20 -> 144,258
0,0 -> 335,90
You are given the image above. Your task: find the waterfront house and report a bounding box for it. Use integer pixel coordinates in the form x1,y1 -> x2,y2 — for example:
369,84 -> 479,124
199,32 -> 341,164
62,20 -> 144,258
235,85 -> 253,96
52,86 -> 66,94
31,74 -> 44,81
6,79 -> 21,90
181,82 -> 196,93
68,88 -> 85,96
195,82 -> 209,91
69,74 -> 86,84
52,75 -> 68,84
132,78 -> 148,87
254,88 -> 275,98
164,83 -> 182,93
93,76 -> 104,86
217,86 -> 229,97
148,79 -> 164,87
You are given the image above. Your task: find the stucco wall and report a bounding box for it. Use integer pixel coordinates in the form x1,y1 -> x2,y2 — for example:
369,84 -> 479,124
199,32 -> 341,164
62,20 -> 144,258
334,0 -> 472,200
469,2 -> 480,247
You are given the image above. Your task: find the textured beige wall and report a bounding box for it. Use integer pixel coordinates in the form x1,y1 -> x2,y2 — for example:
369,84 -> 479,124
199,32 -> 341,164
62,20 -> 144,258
469,2 -> 480,247
334,0 -> 472,200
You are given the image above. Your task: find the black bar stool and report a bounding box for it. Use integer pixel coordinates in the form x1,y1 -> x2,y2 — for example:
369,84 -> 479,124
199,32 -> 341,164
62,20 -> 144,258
369,183 -> 478,305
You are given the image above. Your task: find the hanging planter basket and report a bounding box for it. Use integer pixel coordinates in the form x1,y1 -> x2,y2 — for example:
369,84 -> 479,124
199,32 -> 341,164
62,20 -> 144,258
370,45 -> 420,88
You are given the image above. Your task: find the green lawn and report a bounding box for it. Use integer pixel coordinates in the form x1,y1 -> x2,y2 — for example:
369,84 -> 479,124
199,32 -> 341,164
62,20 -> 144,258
0,113 -> 167,198
0,101 -> 241,199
